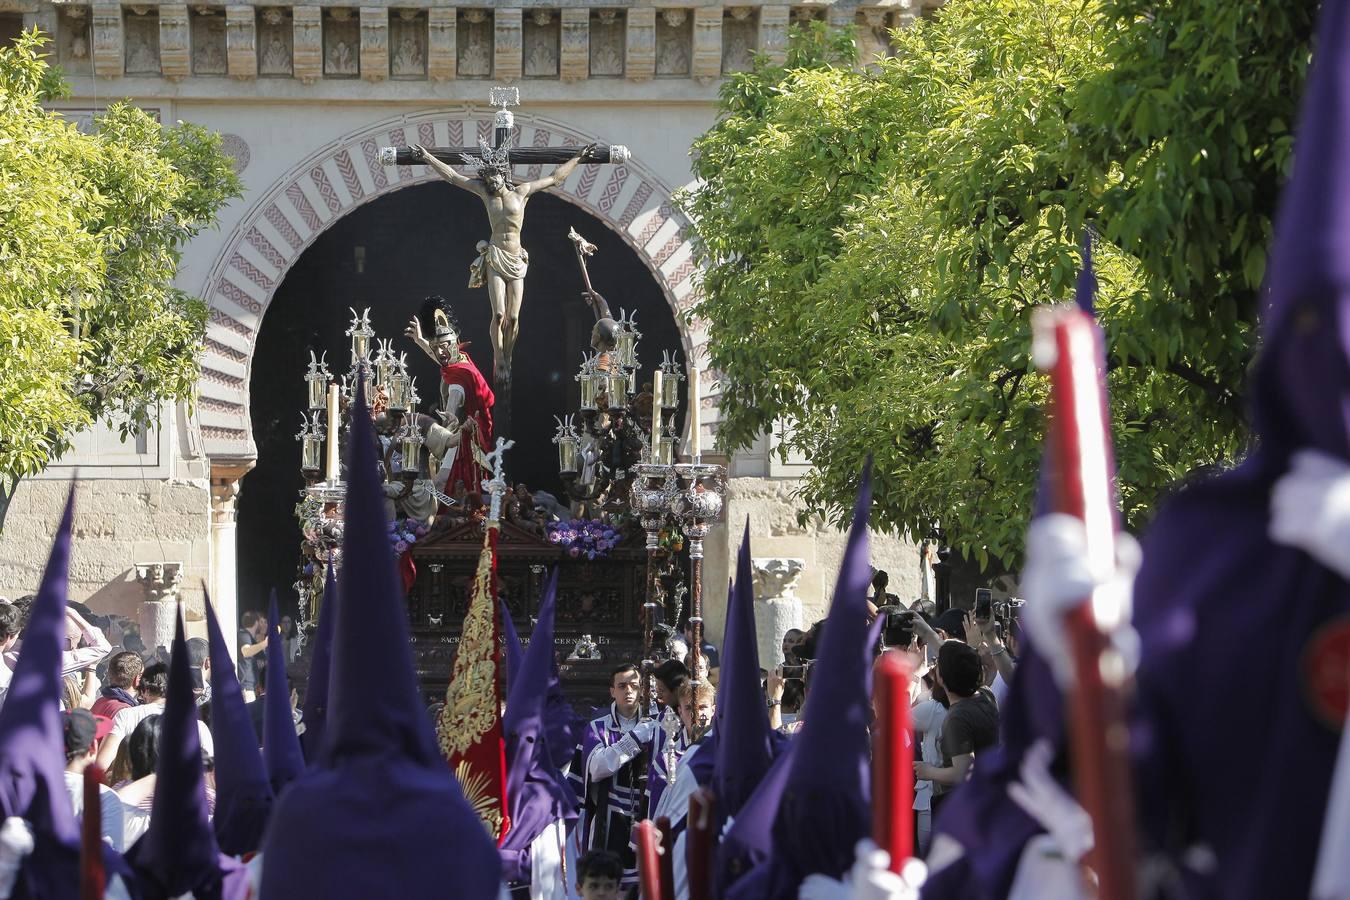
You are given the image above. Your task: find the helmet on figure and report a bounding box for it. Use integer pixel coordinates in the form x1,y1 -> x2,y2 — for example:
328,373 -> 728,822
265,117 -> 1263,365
417,296 -> 463,364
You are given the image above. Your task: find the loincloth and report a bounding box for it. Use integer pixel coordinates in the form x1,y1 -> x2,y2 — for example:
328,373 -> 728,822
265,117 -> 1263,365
468,241 -> 529,288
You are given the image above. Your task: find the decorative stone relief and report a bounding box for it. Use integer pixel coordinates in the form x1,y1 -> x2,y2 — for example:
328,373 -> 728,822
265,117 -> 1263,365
91,1 -> 122,76
190,7 -> 226,75
759,5 -> 788,66
226,5 -> 256,79
292,6 -> 321,82
522,8 -> 557,78
136,562 -> 184,656
792,6 -> 825,24
426,7 -> 454,80
654,8 -> 688,77
390,9 -> 426,79
122,6 -> 160,76
589,8 -> 622,77
624,6 -> 653,80
324,8 -> 359,77
457,9 -> 491,78
359,6 -> 387,81
220,133 -> 250,173
494,7 -> 521,82
857,8 -> 892,63
559,7 -> 587,81
258,7 -> 293,77
158,4 -> 189,79
58,5 -> 92,76
722,7 -> 756,74
691,6 -> 721,83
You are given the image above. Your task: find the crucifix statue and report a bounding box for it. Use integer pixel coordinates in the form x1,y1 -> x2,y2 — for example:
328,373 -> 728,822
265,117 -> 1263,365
382,88 -> 630,393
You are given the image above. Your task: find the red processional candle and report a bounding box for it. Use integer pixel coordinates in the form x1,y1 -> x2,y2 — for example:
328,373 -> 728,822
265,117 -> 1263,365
81,765 -> 106,900
872,650 -> 914,870
686,789 -> 717,900
634,820 -> 663,900
656,816 -> 677,900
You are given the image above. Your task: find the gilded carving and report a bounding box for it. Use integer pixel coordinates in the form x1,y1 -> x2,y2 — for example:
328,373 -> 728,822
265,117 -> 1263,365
191,7 -> 226,75
427,7 -> 455,80
722,7 -> 756,74
324,7 -> 359,77
522,8 -> 557,78
624,6 -> 653,81
457,8 -> 491,78
258,7 -> 293,77
292,5 -> 321,83
654,8 -> 688,77
123,6 -> 159,75
158,4 -> 189,80
359,6 -> 387,81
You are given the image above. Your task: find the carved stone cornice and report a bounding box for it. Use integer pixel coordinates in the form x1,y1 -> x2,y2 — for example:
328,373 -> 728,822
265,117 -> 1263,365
225,4 -> 256,78
493,6 -> 521,82
559,6 -> 587,81
292,3 -> 321,82
359,5 -> 386,80
427,6 -> 455,80
623,5 -> 652,81
159,3 -> 189,79
90,2 -> 122,77
691,6 -> 720,84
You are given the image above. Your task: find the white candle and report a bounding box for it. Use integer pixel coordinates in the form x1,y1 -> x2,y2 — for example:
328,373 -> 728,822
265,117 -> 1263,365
650,369 -> 663,464
326,384 -> 340,481
688,366 -> 701,459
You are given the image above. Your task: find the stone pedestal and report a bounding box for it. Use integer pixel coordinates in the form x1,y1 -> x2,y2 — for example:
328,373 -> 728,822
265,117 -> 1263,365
751,557 -> 804,668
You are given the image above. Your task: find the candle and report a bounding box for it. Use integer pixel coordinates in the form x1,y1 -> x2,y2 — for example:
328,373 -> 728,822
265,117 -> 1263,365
650,369 -> 663,463
326,384 -> 340,481
81,766 -> 105,900
872,649 -> 914,870
634,820 -> 663,900
688,365 -> 701,459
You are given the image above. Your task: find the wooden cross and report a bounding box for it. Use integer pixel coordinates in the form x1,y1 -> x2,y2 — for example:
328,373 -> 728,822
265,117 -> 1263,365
380,86 -> 630,170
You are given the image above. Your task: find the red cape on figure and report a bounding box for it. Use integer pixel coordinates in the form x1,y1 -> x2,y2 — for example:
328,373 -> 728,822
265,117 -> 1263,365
442,352 -> 495,493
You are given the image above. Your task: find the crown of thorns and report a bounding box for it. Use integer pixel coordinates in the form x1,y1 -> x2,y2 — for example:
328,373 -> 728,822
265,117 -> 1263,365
460,137 -> 513,182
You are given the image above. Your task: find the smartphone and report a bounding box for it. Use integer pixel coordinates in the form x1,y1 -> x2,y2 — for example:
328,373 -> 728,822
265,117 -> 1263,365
975,588 -> 993,621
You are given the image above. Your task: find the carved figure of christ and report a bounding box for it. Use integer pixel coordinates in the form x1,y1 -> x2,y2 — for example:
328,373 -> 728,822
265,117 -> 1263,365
413,143 -> 588,384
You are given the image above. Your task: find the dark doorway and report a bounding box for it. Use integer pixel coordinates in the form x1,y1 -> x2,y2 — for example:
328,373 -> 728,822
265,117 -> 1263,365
236,182 -> 685,619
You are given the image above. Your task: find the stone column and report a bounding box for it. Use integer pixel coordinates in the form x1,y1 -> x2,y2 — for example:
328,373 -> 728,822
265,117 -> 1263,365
751,557 -> 805,669
209,460 -> 254,664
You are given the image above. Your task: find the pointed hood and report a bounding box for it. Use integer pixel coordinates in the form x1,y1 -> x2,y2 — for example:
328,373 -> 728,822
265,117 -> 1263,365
501,598 -> 524,692
263,591 -> 305,794
205,592 -> 273,856
299,561 -> 337,763
0,490 -> 79,843
261,380 -> 501,899
126,614 -> 246,898
718,741 -> 796,897
543,653 -> 575,776
1250,0 -> 1350,460
713,520 -> 775,820
766,463 -> 875,894
499,569 -> 576,880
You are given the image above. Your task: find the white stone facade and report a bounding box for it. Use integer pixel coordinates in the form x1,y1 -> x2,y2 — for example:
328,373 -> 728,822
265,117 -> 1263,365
0,0 -> 939,649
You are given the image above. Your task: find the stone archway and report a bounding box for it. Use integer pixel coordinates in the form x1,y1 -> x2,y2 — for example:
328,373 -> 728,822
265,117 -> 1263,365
195,105 -> 711,462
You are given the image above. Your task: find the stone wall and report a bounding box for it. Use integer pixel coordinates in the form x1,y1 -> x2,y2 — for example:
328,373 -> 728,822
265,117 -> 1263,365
0,477 -> 210,620
700,476 -> 922,651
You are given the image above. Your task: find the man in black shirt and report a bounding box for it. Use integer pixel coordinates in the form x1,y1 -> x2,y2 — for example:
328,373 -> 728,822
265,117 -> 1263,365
915,640 -> 999,813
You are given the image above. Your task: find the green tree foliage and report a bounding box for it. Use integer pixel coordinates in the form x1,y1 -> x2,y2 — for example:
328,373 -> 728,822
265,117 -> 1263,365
0,31 -> 241,488
682,0 -> 1314,567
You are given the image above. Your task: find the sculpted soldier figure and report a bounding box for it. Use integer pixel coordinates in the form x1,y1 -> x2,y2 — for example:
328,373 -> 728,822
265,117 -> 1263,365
412,141 -> 594,384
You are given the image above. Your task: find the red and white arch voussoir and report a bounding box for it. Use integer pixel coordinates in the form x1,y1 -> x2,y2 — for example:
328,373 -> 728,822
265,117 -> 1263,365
197,106 -> 714,461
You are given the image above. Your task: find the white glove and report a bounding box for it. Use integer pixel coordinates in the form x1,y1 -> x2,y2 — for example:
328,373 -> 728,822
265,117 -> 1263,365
631,719 -> 659,744
1271,449 -> 1350,579
797,840 -> 926,900
1007,739 -> 1093,864
1020,514 -> 1140,688
0,817 -> 34,900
